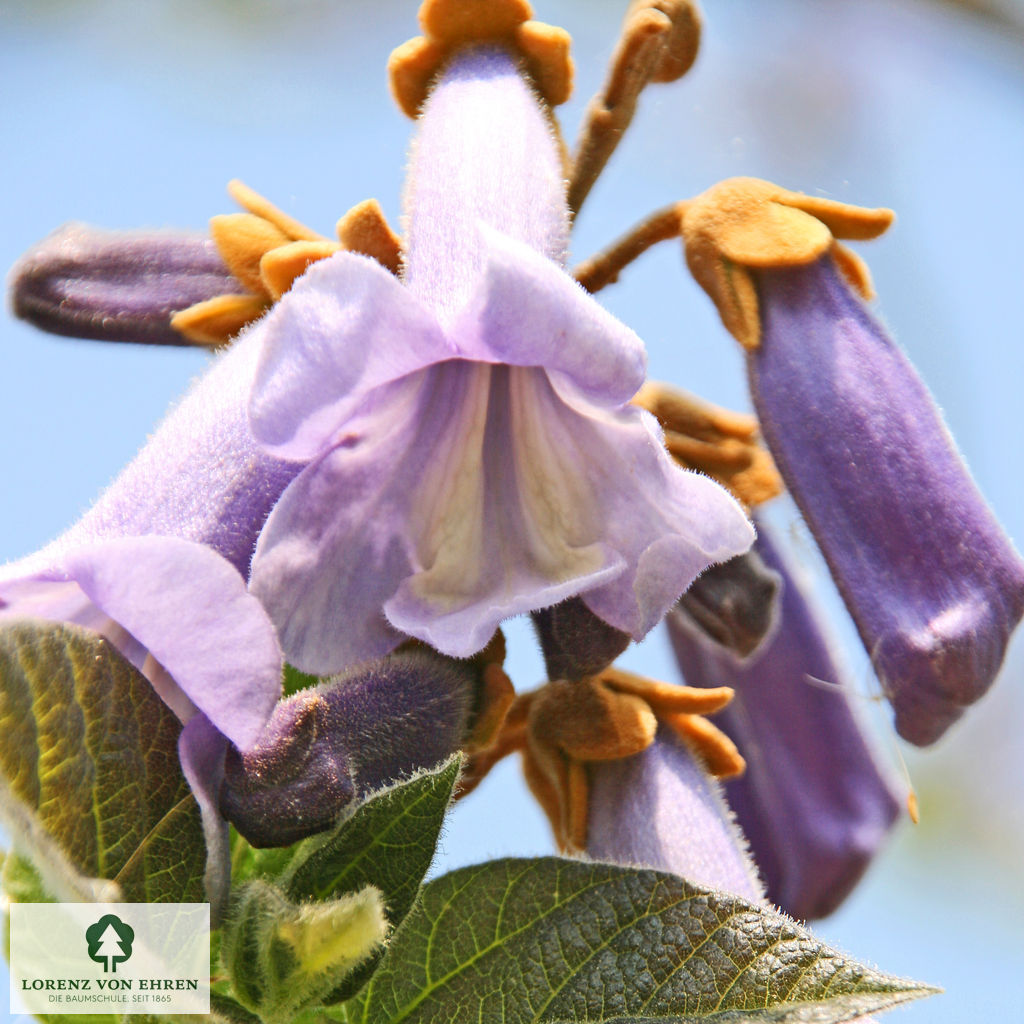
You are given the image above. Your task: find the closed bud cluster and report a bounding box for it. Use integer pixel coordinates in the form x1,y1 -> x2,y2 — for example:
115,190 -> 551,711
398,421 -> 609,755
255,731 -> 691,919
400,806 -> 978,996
221,878 -> 387,1023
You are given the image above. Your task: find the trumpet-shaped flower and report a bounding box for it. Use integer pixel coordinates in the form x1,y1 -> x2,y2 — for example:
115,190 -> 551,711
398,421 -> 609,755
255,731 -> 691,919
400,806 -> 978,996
753,259 -> 1024,746
0,325 -> 293,752
669,524 -> 902,920
0,324 -> 296,911
247,47 -> 753,675
682,178 -> 1024,745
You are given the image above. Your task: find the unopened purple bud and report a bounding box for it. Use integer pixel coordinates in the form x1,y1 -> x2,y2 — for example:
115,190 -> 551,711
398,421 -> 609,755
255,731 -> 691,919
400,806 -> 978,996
8,223 -> 242,345
327,649 -> 476,794
669,525 -> 902,920
530,597 -> 631,680
221,649 -> 476,847
220,695 -> 355,848
751,258 -> 1024,745
676,549 -> 780,658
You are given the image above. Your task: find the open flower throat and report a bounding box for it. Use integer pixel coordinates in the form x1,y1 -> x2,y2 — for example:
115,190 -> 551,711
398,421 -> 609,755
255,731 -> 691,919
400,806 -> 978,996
241,18 -> 753,675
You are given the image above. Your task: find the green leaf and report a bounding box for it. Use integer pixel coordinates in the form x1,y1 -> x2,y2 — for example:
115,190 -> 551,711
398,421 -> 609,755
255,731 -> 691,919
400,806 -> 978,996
209,992 -> 265,1024
0,620 -> 206,903
335,857 -> 938,1024
232,754 -> 462,1004
283,662 -> 320,697
284,755 -> 460,903
1,850 -> 52,903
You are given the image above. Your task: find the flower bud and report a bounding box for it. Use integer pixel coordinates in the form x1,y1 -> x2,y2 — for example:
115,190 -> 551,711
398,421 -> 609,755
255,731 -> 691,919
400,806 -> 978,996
752,259 -> 1024,744
676,549 -> 780,658
531,597 -> 630,680
9,223 -> 241,345
669,524 -> 903,919
221,878 -> 386,1023
221,649 -> 476,847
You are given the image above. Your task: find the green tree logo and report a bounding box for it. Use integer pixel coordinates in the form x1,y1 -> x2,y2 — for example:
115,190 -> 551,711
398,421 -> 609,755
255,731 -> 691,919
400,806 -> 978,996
86,914 -> 135,973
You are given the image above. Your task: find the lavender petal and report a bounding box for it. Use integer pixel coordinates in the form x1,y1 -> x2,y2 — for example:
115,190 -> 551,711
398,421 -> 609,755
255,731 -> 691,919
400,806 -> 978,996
0,535 -> 282,750
178,714 -> 231,924
0,315 -> 300,817
588,725 -> 763,903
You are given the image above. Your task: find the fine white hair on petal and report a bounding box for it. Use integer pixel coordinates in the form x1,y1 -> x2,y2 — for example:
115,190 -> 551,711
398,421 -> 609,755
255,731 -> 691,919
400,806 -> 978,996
402,46 -> 570,325
247,43 -> 753,674
588,727 -> 764,904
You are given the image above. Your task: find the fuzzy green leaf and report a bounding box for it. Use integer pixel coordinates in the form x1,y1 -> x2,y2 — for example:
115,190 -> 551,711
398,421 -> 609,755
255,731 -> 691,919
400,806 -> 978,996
0,620 -> 205,903
284,755 -> 460,902
335,857 -> 937,1024
0,850 -> 52,904
209,991 -> 265,1024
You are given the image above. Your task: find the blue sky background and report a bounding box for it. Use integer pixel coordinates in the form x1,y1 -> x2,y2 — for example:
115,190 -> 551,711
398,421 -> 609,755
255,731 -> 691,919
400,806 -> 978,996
2,0 -> 1023,1020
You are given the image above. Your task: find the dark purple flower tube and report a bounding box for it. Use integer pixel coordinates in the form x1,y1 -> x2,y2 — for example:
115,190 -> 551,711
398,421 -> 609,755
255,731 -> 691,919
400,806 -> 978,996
669,524 -> 903,920
220,649 -> 476,848
676,549 -> 781,659
8,223 -> 242,345
530,597 -> 630,680
751,257 -> 1024,746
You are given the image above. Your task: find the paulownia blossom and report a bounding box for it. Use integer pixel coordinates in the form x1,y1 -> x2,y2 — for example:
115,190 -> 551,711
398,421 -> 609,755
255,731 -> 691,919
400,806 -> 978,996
13,0 -> 1004,945
459,596 -> 749,868
2,4 -> 753,915
669,523 -> 903,920
0,326 -> 291,751
0,322 -> 295,910
245,42 -> 754,675
680,177 -> 1024,746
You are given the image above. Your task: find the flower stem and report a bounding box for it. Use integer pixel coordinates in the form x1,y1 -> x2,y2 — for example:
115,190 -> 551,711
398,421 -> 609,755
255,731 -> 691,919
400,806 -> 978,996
573,201 -> 686,293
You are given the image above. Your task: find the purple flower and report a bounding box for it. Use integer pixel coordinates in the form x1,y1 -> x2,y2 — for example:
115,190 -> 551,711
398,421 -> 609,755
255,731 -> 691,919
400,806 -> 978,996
683,178 -> 1024,745
0,320 -> 301,911
246,46 -> 753,676
753,259 -> 1024,745
669,524 -> 902,920
0,323 -> 294,757
587,725 -> 763,903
